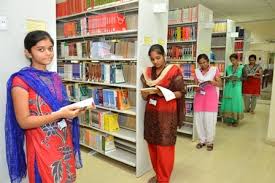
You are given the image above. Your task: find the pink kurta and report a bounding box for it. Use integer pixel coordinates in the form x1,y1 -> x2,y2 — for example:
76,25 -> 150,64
194,67 -> 220,112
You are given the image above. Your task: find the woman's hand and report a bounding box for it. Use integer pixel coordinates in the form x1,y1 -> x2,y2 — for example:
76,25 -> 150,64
210,80 -> 217,86
156,90 -> 163,97
57,106 -> 84,119
141,90 -> 150,100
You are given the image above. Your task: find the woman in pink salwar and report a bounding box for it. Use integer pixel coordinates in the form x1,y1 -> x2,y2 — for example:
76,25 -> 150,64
193,54 -> 222,151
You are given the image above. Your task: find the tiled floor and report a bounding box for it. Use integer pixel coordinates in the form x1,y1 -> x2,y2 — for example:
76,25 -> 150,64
77,102 -> 275,183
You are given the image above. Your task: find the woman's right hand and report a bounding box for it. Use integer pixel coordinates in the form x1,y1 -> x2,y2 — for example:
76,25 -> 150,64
57,106 -> 84,119
141,90 -> 150,100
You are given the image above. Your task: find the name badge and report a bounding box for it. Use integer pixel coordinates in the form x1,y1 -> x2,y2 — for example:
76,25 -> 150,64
200,90 -> 206,95
58,119 -> 67,130
149,99 -> 157,106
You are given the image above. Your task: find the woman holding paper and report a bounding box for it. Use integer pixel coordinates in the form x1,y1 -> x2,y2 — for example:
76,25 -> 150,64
221,53 -> 244,126
141,44 -> 185,183
194,54 -> 222,151
242,54 -> 263,114
5,31 -> 84,183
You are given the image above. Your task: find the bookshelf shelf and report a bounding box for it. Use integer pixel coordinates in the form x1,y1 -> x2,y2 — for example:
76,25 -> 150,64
167,40 -> 196,44
211,60 -> 225,63
87,0 -> 138,12
80,143 -> 136,167
166,59 -> 195,63
62,79 -> 137,89
211,46 -> 226,49
58,58 -> 137,62
183,78 -> 194,81
212,32 -> 227,36
95,105 -> 136,116
183,121 -> 193,125
57,29 -> 138,41
177,125 -> 193,135
80,123 -> 136,143
185,114 -> 193,118
115,138 -> 136,149
168,21 -> 198,27
56,11 -> 92,21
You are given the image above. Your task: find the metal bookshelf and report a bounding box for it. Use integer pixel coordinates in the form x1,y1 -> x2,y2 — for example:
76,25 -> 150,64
56,0 -> 169,177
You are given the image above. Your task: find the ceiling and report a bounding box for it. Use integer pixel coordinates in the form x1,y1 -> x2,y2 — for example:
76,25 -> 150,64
169,0 -> 275,22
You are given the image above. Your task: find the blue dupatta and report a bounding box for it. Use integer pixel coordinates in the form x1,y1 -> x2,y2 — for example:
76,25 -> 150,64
5,67 -> 82,183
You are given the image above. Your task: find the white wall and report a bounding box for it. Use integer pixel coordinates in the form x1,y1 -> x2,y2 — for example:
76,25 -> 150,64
0,0 -> 56,182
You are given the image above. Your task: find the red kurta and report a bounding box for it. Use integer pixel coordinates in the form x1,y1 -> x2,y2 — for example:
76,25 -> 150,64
141,65 -> 185,146
12,76 -> 76,183
243,64 -> 262,96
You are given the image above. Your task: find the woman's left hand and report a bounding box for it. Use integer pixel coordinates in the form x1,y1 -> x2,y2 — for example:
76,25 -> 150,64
210,80 -> 217,86
156,90 -> 163,96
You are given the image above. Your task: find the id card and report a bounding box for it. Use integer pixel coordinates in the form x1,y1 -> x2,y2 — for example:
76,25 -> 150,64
58,119 -> 67,130
149,99 -> 157,106
200,90 -> 206,95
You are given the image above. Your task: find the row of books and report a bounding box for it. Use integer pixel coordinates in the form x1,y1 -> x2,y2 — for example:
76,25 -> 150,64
213,22 -> 227,33
56,0 -> 92,18
80,128 -> 116,153
58,40 -> 137,59
58,62 -> 136,85
211,63 -> 225,73
234,41 -> 244,51
180,63 -> 195,79
57,13 -> 138,38
185,103 -> 193,115
90,41 -> 137,59
168,26 -> 197,42
167,45 -> 196,60
236,26 -> 245,38
185,87 -> 195,98
236,52 -> 243,61
79,110 -> 120,132
211,49 -> 225,61
79,108 -> 136,130
65,83 -> 133,110
168,7 -> 198,24
211,36 -> 226,47
56,0 -> 120,18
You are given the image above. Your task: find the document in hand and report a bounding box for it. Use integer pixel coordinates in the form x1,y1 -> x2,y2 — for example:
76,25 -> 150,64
141,86 -> 176,101
156,86 -> 176,101
186,80 -> 211,88
140,87 -> 159,94
64,97 -> 96,110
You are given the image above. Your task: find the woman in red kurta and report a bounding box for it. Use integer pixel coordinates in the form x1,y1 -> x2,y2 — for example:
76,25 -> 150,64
242,54 -> 263,114
141,44 -> 185,183
6,31 -> 83,183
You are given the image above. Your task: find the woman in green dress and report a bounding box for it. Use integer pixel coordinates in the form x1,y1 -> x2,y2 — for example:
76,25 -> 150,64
221,53 -> 244,127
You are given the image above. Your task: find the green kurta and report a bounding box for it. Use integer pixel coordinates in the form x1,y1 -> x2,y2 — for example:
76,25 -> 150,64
221,65 -> 244,123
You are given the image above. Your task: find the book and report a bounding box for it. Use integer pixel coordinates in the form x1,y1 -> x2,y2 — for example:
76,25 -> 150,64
140,87 -> 159,94
141,86 -> 176,101
64,97 -> 96,110
186,80 -> 212,88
